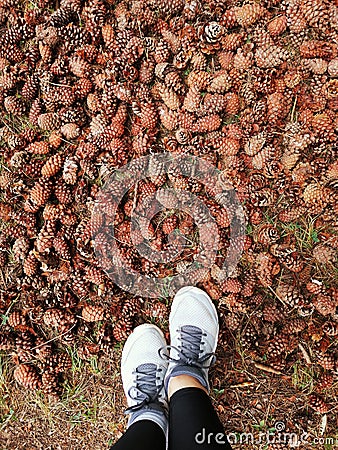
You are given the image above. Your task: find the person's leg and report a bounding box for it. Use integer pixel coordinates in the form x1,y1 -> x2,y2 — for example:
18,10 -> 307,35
160,286 -> 232,449
168,384 -> 231,449
111,419 -> 165,450
110,324 -> 168,450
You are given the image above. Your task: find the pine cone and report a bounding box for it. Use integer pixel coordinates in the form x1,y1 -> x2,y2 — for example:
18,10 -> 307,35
315,351 -> 335,370
275,283 -> 302,307
254,224 -> 280,246
308,394 -> 328,413
322,321 -> 338,336
13,236 -> 30,261
82,304 -> 106,322
61,123 -> 80,140
254,252 -> 279,287
315,373 -> 333,391
113,318 -> 133,342
255,45 -> 289,69
162,215 -> 178,234
158,83 -> 180,110
313,294 -> 337,316
27,141 -> 50,155
267,333 -> 290,357
4,95 -> 26,116
53,235 -> 71,259
41,153 -> 64,177
38,113 -> 61,131
145,301 -> 167,319
63,157 -> 78,184
14,364 -> 41,390
29,178 -> 53,207
313,244 -> 336,264
8,311 -> 27,328
234,3 -> 266,27
282,318 -> 306,334
267,15 -> 287,36
42,371 -> 60,396
23,251 -> 39,276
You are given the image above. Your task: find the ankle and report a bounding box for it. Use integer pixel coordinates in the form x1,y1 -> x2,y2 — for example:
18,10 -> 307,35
168,374 -> 208,399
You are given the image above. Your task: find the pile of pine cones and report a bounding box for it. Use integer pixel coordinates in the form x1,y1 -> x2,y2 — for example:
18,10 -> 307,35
0,0 -> 337,415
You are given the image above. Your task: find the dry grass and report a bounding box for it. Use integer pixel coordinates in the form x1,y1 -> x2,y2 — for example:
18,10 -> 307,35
2,342 -> 338,450
0,351 -> 126,450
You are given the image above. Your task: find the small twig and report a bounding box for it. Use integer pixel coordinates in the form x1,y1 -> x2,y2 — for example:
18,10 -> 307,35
268,285 -> 288,308
254,362 -> 283,375
30,323 -> 77,350
230,382 -> 255,388
298,343 -> 312,364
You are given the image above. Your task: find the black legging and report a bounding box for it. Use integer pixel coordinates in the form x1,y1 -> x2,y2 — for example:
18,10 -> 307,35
111,387 -> 232,449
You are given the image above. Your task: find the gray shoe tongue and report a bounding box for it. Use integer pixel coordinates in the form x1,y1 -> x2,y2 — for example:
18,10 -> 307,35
137,363 -> 157,372
181,325 -> 202,336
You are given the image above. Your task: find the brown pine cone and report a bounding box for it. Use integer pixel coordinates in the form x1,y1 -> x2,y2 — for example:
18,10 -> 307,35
262,303 -> 284,323
13,236 -> 30,261
14,364 -> 41,390
61,123 -> 80,140
254,224 -> 280,246
82,304 -> 106,322
43,308 -> 74,329
69,56 -> 91,77
254,252 -> 279,287
313,244 -> 336,264
8,311 -> 26,328
139,102 -> 158,130
84,266 -> 105,285
224,313 -> 241,331
313,294 -> 337,316
42,371 -> 60,396
4,95 -> 26,116
16,331 -> 34,362
275,283 -> 303,307
26,141 -> 50,155
306,280 -> 325,295
221,278 -> 242,294
63,157 -> 78,184
55,179 -> 73,204
255,45 -> 289,69
36,220 -> 56,253
267,15 -> 287,36
41,154 -> 64,177
113,318 -> 133,342
281,318 -> 306,334
315,373 -> 334,392
158,83 -> 180,110
162,215 -> 179,235
322,321 -> 338,336
37,112 -> 61,131
234,3 -> 266,27
53,235 -> 71,260
122,298 -> 143,318
267,333 -> 290,357
315,351 -> 336,370
308,394 -> 329,413
29,178 -> 53,207
23,251 -> 39,276
145,301 -> 168,320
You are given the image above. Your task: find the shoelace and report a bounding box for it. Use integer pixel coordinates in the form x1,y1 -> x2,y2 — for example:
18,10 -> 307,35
125,364 -> 164,414
159,325 -> 216,368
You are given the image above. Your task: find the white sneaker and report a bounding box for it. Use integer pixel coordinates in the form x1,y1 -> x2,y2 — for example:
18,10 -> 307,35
162,286 -> 219,392
121,324 -> 169,434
